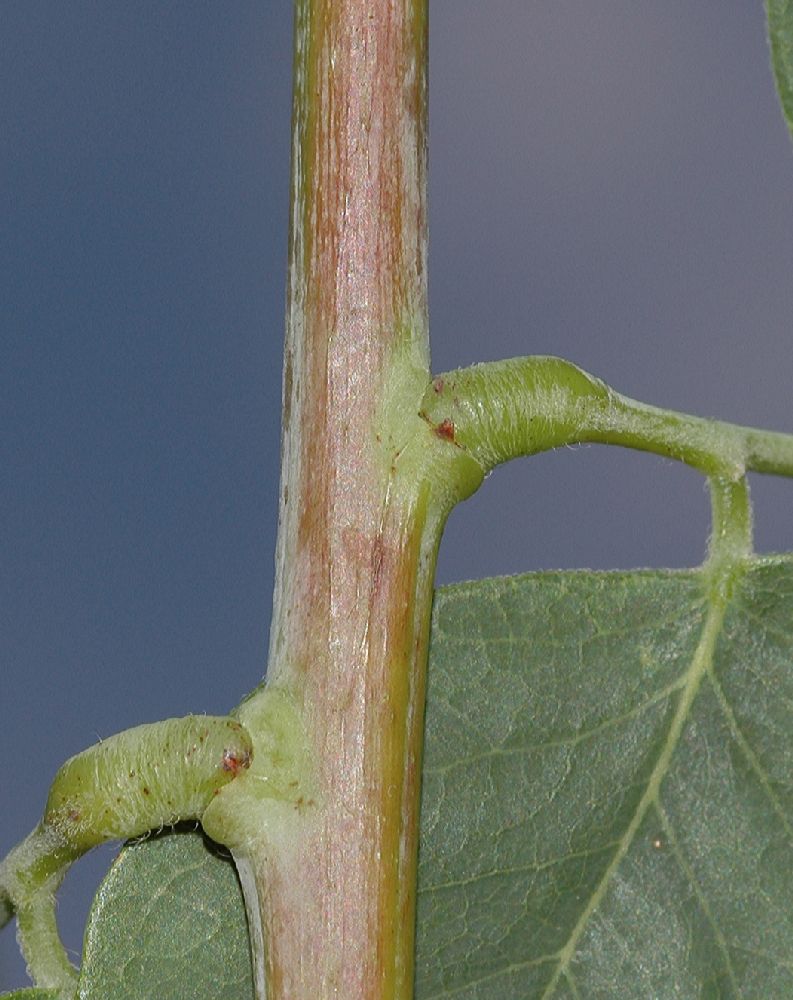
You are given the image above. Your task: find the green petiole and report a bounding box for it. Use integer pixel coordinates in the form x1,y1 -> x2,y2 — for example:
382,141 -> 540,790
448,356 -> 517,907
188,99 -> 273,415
419,356 -> 793,482
0,715 -> 252,994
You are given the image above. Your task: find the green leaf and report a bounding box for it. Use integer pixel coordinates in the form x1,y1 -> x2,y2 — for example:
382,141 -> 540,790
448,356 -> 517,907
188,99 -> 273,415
415,560 -> 793,998
767,0 -> 793,138
77,827 -> 253,1000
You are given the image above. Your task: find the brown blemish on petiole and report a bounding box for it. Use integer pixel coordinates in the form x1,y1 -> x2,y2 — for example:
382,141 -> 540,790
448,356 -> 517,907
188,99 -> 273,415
222,748 -> 252,776
434,418 -> 456,443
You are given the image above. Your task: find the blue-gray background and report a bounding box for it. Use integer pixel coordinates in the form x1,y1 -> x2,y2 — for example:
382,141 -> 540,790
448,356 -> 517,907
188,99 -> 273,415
2,3 -> 792,989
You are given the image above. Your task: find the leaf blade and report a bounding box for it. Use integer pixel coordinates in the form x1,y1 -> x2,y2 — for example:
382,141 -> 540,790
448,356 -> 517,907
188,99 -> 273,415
415,561 -> 793,998
77,827 -> 253,1000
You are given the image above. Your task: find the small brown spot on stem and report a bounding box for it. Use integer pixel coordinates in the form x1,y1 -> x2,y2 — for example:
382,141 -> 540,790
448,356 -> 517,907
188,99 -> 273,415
222,748 -> 252,776
435,418 -> 455,442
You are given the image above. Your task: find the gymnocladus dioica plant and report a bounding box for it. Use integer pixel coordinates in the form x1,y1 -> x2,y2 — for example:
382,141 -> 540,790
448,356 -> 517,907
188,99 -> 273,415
5,3 -> 793,998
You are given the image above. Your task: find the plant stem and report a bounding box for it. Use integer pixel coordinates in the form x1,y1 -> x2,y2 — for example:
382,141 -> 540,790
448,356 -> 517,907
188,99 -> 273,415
215,9 -> 793,983
5,6 -> 793,996
210,3 -> 454,997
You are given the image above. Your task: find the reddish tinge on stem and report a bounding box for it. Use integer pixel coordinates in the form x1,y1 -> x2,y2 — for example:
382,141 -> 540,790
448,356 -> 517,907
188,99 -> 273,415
261,1 -> 432,998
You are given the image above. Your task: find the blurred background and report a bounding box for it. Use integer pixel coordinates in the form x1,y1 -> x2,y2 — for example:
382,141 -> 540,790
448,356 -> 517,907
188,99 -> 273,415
2,2 -> 792,988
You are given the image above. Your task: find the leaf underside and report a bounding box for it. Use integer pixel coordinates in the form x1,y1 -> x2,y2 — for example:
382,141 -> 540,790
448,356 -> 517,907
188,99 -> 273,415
415,560 -> 793,999
76,827 -> 253,1000
9,560 -> 793,999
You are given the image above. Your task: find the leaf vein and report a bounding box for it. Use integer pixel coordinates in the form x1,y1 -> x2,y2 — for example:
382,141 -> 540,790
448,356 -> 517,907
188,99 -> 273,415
707,671 -> 793,840
655,801 -> 743,997
537,579 -> 730,999
424,678 -> 683,776
419,840 -> 620,895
